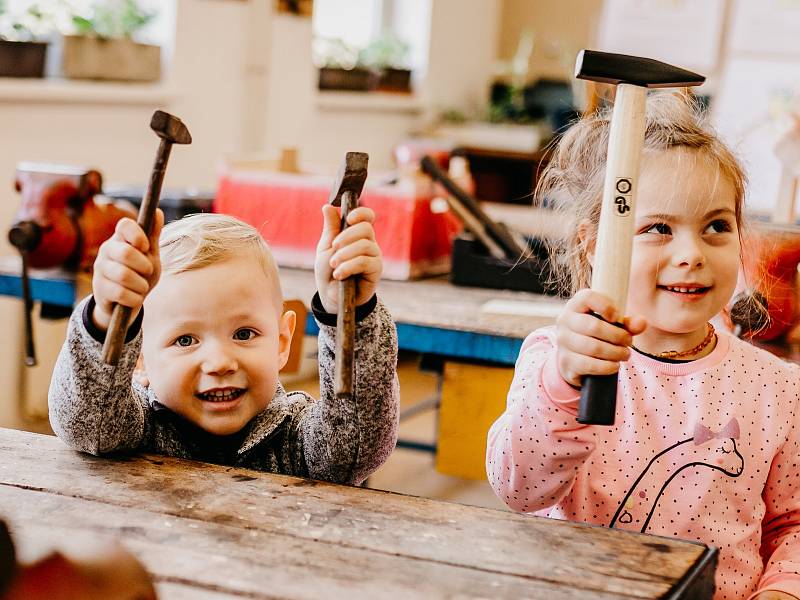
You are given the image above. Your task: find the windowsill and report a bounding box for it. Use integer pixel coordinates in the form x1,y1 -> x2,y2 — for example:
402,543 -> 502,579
315,90 -> 423,115
0,77 -> 175,105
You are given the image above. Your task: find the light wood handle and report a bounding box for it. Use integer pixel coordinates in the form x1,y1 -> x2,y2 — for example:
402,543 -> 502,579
578,84 -> 647,426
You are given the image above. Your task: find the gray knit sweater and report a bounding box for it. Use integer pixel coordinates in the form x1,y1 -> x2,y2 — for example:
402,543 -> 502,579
48,295 -> 399,485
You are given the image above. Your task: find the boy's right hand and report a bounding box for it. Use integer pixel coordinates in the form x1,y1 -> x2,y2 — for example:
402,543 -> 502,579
556,289 -> 647,388
91,210 -> 164,333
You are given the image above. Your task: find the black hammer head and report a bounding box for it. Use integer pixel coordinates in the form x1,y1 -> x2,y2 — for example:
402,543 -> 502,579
328,152 -> 368,207
575,49 -> 705,88
150,110 -> 192,144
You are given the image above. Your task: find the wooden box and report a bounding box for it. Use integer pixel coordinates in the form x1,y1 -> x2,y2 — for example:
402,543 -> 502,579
61,35 -> 160,82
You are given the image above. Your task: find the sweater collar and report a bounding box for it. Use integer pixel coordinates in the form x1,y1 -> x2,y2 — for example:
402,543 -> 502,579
148,382 -> 293,456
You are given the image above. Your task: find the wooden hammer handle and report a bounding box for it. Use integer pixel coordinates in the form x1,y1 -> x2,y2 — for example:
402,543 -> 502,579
334,190 -> 357,397
102,139 -> 172,365
578,84 -> 647,425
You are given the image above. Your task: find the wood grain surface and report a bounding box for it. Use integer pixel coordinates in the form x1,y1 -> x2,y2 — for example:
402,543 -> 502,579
0,429 -> 716,599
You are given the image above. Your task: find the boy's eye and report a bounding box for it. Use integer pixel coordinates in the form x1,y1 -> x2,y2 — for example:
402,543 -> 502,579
174,335 -> 196,347
644,223 -> 671,235
233,328 -> 257,341
705,219 -> 732,234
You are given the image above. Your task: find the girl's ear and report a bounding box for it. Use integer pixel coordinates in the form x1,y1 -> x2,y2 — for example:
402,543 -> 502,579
578,222 -> 596,268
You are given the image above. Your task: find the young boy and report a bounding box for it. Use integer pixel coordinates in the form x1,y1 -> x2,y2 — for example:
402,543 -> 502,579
49,205 -> 399,485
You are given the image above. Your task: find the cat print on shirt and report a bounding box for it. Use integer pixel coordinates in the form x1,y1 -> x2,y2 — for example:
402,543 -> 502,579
610,418 -> 744,533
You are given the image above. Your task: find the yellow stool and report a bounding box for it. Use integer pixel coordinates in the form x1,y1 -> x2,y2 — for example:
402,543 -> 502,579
435,361 -> 514,480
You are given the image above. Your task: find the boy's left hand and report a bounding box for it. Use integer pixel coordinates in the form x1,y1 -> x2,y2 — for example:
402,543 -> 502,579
753,593 -> 797,600
315,204 -> 382,314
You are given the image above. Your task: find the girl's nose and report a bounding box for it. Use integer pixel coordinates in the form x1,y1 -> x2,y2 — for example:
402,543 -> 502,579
672,236 -> 706,268
201,343 -> 238,375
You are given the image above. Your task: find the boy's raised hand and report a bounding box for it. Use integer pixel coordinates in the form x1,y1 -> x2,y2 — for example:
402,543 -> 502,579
91,209 -> 164,332
315,204 -> 382,314
556,288 -> 647,388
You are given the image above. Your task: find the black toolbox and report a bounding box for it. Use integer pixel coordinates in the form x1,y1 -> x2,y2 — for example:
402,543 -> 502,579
450,232 -> 560,295
104,185 -> 214,223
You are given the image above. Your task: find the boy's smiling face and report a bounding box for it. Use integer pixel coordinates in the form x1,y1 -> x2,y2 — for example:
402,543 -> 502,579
141,254 -> 295,436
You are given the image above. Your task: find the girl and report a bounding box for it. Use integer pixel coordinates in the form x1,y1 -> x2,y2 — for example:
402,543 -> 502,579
486,93 -> 800,600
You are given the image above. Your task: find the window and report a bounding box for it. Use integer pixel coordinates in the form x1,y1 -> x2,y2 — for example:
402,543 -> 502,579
312,0 -> 431,77
0,0 -> 174,48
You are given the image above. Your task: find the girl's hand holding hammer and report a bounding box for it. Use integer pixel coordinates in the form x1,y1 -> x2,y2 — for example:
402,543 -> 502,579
315,204 -> 382,314
91,209 -> 164,332
556,288 -> 647,388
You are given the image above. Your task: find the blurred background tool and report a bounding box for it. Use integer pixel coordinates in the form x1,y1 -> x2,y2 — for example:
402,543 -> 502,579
7,164 -> 134,366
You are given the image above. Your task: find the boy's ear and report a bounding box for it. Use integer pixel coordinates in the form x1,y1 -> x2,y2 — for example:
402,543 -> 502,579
133,353 -> 150,388
277,310 -> 297,371
578,221 -> 596,268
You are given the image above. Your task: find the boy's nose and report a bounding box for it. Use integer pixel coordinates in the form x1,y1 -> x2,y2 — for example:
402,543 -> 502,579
201,344 -> 238,375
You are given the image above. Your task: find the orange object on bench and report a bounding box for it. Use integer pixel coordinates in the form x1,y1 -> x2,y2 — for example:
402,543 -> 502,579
214,170 -> 461,280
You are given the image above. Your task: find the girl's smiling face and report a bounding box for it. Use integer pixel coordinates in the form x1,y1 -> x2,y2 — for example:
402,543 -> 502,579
622,147 -> 740,354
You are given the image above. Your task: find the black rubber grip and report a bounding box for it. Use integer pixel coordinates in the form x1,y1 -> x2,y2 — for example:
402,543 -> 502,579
577,373 -> 617,425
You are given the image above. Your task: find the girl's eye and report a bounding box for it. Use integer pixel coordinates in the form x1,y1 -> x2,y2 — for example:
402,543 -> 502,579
233,328 -> 257,341
644,223 -> 671,235
174,335 -> 195,347
705,219 -> 732,234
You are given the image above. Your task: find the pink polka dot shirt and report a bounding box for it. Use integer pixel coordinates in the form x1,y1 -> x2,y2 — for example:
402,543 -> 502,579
487,326 -> 800,599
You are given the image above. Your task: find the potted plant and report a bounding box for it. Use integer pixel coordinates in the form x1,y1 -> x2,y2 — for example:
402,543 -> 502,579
59,0 -> 160,82
314,37 -> 377,92
359,34 -> 412,93
0,1 -> 53,78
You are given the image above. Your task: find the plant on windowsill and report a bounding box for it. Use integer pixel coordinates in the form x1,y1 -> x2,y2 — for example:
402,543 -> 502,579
59,0 -> 160,82
0,1 -> 53,78
315,37 -> 377,92
358,33 -> 412,94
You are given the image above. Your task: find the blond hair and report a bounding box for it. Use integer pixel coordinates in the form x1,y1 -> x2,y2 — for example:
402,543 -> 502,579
159,213 -> 283,308
537,92 -> 747,296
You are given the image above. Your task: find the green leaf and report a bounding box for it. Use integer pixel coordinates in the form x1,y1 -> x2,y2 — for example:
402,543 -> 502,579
72,15 -> 94,35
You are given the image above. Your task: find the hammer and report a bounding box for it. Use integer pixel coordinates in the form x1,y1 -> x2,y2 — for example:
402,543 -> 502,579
420,155 -> 526,260
574,50 -> 704,425
328,152 -> 369,397
102,110 -> 192,365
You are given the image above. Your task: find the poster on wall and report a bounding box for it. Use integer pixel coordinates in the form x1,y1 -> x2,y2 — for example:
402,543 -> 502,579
596,0 -> 725,74
728,0 -> 800,56
713,57 -> 800,215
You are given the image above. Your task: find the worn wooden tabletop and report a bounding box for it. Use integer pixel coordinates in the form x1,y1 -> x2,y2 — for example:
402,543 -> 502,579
0,429 -> 716,599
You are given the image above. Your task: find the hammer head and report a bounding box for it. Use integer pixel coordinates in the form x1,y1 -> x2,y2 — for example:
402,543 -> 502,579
575,50 -> 705,89
150,110 -> 192,144
328,152 -> 368,206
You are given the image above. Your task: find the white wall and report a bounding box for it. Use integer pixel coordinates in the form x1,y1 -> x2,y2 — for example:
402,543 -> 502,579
498,0 -> 603,81
259,0 -> 502,171
0,0 -> 504,429
0,0 -> 253,428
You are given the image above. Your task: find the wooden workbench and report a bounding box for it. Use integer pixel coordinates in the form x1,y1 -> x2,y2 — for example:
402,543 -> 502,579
280,267 -> 562,364
0,257 -> 563,365
0,428 -> 716,599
